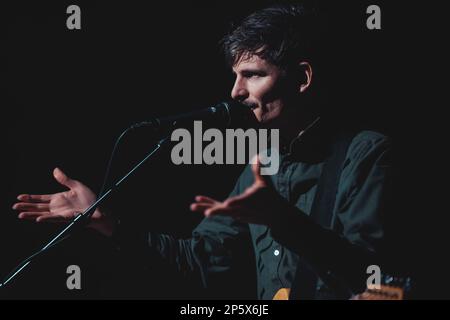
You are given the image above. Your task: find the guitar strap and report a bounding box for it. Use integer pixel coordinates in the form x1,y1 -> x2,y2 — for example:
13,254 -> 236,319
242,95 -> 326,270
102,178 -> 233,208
289,130 -> 354,300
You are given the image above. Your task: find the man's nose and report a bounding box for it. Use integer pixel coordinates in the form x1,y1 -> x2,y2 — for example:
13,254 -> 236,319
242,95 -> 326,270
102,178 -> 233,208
231,79 -> 248,101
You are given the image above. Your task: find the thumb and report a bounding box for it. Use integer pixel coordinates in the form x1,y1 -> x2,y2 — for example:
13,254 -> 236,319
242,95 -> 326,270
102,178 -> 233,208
251,155 -> 267,187
53,167 -> 76,189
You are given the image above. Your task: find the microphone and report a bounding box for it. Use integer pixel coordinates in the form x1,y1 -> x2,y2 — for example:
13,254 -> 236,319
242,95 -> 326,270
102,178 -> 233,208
130,101 -> 257,132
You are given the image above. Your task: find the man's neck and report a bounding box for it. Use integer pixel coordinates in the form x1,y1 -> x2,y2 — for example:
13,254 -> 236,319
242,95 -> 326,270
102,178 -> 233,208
277,113 -> 321,145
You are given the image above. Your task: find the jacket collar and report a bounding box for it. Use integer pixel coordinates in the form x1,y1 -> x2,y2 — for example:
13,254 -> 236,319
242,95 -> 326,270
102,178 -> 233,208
281,116 -> 335,163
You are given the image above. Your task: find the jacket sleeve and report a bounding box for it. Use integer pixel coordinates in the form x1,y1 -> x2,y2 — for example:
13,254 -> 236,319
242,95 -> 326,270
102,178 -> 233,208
270,133 -> 392,294
111,172 -> 256,298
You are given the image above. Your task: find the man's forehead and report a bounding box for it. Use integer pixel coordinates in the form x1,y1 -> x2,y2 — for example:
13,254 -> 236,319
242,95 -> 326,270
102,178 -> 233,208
232,54 -> 271,73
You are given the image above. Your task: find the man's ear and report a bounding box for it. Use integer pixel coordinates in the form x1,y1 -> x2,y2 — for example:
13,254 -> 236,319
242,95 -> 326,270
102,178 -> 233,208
299,61 -> 313,93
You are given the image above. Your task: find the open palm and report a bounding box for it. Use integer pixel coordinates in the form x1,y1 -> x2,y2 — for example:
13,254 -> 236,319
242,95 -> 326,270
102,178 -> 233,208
12,168 -> 100,223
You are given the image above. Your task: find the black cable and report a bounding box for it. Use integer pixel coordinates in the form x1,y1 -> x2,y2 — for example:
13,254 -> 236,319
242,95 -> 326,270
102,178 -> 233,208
98,121 -> 152,197
98,127 -> 131,197
1,122 -> 148,288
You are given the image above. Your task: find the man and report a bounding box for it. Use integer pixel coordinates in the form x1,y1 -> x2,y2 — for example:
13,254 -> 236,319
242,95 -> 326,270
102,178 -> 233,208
12,4 -> 391,299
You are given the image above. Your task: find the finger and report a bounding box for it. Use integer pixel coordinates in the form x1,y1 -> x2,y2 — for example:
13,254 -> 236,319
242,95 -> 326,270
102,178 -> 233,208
18,212 -> 51,220
204,205 -> 244,218
53,167 -> 77,189
36,215 -> 68,223
225,196 -> 247,207
204,206 -> 263,224
251,155 -> 267,186
190,202 -> 214,212
12,202 -> 50,211
223,187 -> 257,206
194,195 -> 218,204
17,194 -> 51,203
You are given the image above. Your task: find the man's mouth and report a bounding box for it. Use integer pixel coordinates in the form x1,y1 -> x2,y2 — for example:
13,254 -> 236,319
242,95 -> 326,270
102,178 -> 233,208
242,102 -> 258,110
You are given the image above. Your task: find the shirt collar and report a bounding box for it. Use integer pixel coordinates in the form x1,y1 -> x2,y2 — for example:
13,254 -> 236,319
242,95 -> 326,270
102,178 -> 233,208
281,116 -> 332,163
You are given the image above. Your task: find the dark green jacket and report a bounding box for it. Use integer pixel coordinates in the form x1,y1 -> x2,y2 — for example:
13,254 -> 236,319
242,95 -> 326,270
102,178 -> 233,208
115,126 -> 391,299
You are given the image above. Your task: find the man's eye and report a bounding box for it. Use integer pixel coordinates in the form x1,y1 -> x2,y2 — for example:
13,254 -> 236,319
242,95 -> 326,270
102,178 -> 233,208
243,72 -> 263,78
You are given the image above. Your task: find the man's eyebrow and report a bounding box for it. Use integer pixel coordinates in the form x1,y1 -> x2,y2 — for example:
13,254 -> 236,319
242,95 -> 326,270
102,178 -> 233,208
233,68 -> 266,75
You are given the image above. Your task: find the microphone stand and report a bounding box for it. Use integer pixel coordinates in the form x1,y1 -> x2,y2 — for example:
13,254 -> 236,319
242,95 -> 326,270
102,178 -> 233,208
0,135 -> 170,288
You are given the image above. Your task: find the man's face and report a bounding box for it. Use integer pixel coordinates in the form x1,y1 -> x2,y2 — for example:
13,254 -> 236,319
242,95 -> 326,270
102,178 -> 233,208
231,54 -> 291,127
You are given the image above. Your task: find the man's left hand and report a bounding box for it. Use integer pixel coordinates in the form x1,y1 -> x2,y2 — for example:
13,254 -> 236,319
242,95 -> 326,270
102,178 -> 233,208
190,157 -> 281,226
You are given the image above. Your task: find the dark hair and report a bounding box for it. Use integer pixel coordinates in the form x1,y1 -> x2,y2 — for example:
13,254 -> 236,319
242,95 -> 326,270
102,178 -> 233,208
222,3 -> 323,70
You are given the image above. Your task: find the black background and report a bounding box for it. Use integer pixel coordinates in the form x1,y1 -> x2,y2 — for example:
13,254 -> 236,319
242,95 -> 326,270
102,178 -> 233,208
2,0 -> 449,299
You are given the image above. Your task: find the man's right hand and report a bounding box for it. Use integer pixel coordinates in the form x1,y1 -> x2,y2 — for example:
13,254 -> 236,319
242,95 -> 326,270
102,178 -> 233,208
12,168 -> 115,237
